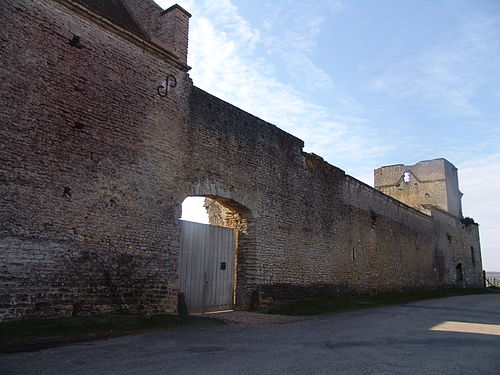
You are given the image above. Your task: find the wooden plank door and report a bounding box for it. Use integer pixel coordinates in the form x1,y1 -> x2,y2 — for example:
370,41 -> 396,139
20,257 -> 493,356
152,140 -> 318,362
179,220 -> 235,313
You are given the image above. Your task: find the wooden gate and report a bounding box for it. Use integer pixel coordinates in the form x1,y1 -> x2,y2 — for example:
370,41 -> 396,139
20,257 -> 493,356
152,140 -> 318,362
179,220 -> 236,313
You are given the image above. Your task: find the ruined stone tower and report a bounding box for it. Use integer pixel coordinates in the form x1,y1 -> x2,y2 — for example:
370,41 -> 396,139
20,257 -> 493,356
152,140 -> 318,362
374,159 -> 463,218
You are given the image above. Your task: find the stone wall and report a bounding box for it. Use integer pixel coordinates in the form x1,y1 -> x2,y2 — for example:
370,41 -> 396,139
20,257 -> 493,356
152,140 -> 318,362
0,0 -> 482,320
429,208 -> 482,286
0,0 -> 191,319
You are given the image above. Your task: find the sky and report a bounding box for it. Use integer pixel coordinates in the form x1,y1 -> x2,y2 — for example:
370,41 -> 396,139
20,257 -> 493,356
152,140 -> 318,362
155,0 -> 500,271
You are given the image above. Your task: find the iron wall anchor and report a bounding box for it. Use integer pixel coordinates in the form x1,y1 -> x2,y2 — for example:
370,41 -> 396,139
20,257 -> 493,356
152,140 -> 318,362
157,74 -> 177,97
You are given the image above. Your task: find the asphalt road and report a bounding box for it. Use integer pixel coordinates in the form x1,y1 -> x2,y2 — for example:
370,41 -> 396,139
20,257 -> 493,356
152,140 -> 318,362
1,294 -> 499,375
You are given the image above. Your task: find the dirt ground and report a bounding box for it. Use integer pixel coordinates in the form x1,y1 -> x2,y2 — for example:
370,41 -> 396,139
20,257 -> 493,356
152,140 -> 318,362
200,310 -> 309,325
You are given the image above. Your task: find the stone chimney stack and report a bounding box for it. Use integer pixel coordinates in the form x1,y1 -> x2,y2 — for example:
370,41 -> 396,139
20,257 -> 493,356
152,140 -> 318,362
158,5 -> 191,65
121,1 -> 191,67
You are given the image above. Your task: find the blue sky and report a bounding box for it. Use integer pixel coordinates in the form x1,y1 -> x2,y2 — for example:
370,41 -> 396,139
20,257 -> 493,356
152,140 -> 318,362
155,0 -> 500,271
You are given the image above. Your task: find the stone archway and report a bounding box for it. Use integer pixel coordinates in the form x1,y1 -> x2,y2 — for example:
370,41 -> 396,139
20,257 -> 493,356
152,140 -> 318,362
178,194 -> 255,312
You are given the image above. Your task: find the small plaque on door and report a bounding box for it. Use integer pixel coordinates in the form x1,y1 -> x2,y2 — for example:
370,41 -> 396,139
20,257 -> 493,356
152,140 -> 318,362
220,262 -> 226,270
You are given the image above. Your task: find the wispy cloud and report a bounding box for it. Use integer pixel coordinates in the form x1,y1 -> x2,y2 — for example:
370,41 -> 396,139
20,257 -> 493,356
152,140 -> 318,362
368,14 -> 500,115
258,1 -> 345,92
196,0 -> 260,49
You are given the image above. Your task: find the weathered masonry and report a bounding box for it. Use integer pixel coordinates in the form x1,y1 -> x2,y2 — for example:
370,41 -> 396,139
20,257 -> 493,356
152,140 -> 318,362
0,0 -> 482,320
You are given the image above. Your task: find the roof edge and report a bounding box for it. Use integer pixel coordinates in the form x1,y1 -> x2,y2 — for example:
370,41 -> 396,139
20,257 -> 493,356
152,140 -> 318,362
55,0 -> 191,72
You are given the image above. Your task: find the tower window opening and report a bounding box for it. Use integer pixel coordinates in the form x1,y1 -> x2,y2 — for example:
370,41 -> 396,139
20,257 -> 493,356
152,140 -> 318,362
403,171 -> 410,183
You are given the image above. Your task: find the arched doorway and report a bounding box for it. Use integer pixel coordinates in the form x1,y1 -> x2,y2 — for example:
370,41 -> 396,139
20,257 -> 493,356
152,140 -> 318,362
179,196 -> 253,313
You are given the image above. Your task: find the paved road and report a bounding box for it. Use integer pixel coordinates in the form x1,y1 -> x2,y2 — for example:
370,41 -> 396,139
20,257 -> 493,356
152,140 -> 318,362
1,294 -> 499,375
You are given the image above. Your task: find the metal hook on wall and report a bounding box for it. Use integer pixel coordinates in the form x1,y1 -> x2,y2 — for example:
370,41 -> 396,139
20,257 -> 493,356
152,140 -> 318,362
157,74 -> 177,97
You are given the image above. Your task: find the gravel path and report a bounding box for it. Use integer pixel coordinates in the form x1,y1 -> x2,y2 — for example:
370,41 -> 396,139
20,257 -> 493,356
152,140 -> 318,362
199,310 -> 309,325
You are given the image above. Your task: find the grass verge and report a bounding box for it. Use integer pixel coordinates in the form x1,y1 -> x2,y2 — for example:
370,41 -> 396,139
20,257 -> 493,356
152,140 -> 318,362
0,314 -> 224,354
268,287 -> 499,316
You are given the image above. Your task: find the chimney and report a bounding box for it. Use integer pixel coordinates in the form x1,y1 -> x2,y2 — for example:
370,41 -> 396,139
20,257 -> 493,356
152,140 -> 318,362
158,5 -> 191,65
121,1 -> 191,67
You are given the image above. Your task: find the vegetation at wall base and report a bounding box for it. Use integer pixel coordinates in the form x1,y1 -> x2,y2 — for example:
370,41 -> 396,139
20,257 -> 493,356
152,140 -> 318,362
267,288 -> 499,316
0,314 -> 224,353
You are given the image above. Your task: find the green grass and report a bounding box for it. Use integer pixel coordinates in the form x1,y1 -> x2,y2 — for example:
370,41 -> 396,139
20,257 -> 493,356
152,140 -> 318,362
268,288 -> 499,316
0,314 -> 224,353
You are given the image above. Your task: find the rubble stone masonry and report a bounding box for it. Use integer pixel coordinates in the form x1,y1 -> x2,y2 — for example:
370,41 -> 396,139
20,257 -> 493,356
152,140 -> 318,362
0,0 -> 482,320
